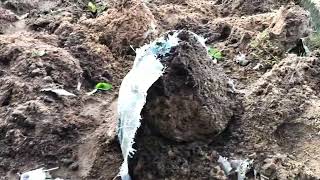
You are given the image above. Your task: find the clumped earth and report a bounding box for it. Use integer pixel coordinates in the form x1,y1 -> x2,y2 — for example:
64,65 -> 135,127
0,0 -> 319,179
143,31 -> 238,142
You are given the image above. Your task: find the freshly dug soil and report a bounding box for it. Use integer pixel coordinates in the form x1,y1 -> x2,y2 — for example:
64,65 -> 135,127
143,31 -> 237,142
0,0 -> 319,179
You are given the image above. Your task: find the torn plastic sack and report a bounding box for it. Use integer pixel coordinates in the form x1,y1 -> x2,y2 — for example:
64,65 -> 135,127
116,30 -> 207,180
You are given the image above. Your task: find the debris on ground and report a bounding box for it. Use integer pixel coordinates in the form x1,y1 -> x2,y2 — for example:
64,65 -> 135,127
218,155 -> 254,180
117,30 -> 181,179
235,53 -> 249,66
41,88 -> 76,97
20,167 -> 62,180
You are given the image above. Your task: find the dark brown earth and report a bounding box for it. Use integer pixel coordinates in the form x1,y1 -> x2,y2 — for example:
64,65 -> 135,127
143,31 -> 238,142
0,0 -> 319,179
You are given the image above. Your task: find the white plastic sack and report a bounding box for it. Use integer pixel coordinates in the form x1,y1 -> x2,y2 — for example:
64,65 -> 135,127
117,30 -> 207,180
20,168 -> 46,180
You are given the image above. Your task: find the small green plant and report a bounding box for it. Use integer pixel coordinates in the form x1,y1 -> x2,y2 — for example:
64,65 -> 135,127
88,2 -> 97,13
32,50 -> 46,57
95,82 -> 112,91
87,1 -> 106,14
208,47 -> 223,60
87,82 -> 113,95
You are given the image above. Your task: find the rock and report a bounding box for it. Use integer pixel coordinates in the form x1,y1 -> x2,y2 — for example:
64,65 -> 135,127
143,31 -> 237,142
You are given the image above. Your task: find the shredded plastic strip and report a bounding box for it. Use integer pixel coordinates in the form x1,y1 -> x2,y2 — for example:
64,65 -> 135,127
218,155 -> 253,180
116,30 -> 207,180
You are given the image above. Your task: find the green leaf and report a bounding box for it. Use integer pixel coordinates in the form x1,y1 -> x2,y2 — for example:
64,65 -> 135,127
95,82 -> 112,91
88,2 -> 97,13
208,47 -> 223,60
213,51 -> 222,59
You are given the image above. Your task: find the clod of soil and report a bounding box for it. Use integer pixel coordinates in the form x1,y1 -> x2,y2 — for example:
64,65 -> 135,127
143,31 -> 237,142
84,0 -> 157,56
232,54 -> 320,179
0,7 -> 18,34
0,31 -> 122,179
269,4 -> 311,50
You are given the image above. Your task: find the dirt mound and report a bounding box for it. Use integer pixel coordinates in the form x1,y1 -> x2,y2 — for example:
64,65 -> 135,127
239,55 -> 320,145
37,0 -> 158,87
232,55 -> 320,179
0,7 -> 18,34
267,4 -> 311,51
143,31 -> 237,142
2,0 -> 68,17
88,0 -> 157,55
132,137 -> 227,180
133,51 -> 320,180
0,32 -> 122,179
0,0 -> 319,179
0,33 -> 81,177
0,33 -> 81,100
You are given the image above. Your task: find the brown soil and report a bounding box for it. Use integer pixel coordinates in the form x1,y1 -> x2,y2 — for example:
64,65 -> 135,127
0,0 -> 319,179
143,31 -> 238,142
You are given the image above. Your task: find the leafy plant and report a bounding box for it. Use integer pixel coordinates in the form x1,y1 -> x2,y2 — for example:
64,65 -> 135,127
95,82 -> 112,91
208,47 -> 223,60
87,1 -> 107,14
86,82 -> 113,96
88,2 -> 97,13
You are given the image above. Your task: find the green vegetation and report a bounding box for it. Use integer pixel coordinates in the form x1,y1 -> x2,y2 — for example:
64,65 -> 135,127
87,1 -> 107,14
87,82 -> 112,95
87,2 -> 97,13
95,82 -> 112,91
208,47 -> 223,60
